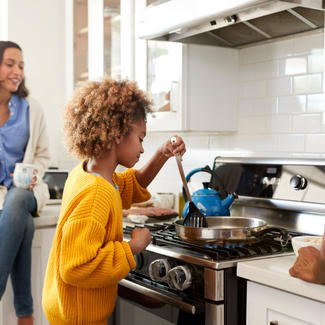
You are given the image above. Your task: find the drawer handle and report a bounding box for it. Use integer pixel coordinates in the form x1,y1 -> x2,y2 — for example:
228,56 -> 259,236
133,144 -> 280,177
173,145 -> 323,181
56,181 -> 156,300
270,321 -> 278,325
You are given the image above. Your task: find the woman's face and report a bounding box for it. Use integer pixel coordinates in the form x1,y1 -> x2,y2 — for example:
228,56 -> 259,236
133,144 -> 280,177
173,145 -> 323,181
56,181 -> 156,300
0,47 -> 24,94
116,119 -> 146,168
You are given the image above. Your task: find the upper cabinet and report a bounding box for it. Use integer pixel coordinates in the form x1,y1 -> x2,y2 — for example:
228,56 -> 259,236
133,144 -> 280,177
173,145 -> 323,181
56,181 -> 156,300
144,41 -> 239,132
73,0 -> 121,84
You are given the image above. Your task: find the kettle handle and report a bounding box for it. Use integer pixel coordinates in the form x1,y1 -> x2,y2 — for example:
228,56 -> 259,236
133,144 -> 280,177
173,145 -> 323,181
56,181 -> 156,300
183,165 -> 227,202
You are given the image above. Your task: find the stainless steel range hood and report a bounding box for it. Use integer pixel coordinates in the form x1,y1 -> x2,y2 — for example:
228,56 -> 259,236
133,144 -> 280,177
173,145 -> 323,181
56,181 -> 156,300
138,0 -> 325,48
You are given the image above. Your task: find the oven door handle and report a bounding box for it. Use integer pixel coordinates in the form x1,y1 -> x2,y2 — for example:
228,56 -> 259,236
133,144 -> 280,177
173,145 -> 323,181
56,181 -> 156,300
119,279 -> 196,314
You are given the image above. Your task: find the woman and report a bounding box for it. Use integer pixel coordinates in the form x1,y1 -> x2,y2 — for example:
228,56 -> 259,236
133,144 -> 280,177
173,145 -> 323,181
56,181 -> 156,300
0,41 -> 50,325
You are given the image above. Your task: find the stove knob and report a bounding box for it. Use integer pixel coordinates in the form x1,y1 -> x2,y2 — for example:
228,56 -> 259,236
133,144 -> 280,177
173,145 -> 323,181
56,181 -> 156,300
149,259 -> 171,282
290,175 -> 307,190
167,265 -> 192,291
134,253 -> 144,270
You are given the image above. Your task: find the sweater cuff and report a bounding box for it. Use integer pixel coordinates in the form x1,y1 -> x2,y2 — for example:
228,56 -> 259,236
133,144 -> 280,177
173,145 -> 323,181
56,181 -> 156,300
121,241 -> 136,270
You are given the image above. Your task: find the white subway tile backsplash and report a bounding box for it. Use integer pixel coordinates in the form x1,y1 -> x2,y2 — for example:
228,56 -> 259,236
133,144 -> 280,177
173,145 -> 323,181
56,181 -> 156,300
267,77 -> 292,96
308,53 -> 324,73
266,38 -> 294,59
238,116 -> 269,134
275,134 -> 304,152
294,32 -> 324,55
268,115 -> 292,133
307,94 -> 325,113
293,74 -> 322,94
239,44 -> 268,64
255,60 -> 279,79
305,134 -> 325,152
253,97 -> 277,115
239,63 -> 256,81
277,95 -> 306,114
279,57 -> 307,75
244,134 -> 277,152
239,80 -> 267,99
292,114 -> 321,133
238,100 -> 255,116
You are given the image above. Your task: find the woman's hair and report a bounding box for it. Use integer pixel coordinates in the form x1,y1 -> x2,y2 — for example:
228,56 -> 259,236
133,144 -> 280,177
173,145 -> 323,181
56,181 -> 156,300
0,41 -> 29,98
63,77 -> 152,159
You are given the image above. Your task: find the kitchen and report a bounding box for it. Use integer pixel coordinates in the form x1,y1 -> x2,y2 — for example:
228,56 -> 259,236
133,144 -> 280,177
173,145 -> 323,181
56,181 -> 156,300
0,0 -> 325,324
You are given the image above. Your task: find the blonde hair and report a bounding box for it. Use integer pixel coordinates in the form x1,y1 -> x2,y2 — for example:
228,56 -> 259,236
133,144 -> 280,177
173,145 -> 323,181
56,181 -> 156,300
63,77 -> 152,159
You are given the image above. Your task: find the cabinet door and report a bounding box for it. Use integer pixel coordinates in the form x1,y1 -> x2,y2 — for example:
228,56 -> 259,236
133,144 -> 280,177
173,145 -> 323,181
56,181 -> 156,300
146,40 -> 184,131
73,0 -> 122,83
31,228 -> 56,325
247,281 -> 324,325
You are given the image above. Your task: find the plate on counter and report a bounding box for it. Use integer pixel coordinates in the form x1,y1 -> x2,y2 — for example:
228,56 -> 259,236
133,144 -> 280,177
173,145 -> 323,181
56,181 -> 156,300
123,207 -> 178,224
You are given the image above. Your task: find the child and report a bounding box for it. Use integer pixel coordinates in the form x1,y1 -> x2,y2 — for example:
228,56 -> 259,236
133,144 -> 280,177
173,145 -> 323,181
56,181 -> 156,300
42,77 -> 186,325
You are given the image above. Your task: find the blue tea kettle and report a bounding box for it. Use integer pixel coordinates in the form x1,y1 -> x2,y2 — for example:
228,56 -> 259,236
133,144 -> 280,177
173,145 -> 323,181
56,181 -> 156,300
182,165 -> 237,218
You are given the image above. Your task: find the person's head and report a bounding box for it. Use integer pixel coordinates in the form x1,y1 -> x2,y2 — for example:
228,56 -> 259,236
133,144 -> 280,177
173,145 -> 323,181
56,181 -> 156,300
63,77 -> 152,165
0,41 -> 28,97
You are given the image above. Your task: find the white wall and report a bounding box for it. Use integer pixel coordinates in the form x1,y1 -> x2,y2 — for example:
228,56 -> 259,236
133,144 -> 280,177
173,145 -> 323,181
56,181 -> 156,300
6,0 -> 76,169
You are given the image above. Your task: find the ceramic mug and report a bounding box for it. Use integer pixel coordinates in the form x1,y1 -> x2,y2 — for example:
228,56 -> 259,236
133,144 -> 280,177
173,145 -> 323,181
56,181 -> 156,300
13,163 -> 38,189
155,192 -> 175,209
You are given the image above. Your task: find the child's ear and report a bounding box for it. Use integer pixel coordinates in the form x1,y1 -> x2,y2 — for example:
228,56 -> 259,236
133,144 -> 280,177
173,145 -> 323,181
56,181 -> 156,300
115,136 -> 122,144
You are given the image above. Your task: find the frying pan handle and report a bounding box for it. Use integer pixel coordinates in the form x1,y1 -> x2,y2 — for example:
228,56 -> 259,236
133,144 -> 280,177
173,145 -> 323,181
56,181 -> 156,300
250,227 -> 289,241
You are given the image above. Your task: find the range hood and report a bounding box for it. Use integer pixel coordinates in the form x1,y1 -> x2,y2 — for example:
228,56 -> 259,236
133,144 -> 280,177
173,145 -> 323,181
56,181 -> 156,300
138,0 -> 325,48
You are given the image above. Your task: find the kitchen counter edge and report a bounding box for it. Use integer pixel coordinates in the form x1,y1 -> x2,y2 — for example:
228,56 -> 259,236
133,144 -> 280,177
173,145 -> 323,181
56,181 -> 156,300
237,255 -> 325,303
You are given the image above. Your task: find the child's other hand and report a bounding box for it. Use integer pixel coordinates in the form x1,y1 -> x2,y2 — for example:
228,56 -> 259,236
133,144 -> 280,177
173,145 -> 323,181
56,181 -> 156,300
129,228 -> 152,255
160,135 -> 186,158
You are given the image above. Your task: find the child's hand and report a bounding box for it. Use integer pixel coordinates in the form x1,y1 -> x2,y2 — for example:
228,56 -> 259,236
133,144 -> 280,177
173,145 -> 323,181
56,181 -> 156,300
160,135 -> 186,158
128,228 -> 152,255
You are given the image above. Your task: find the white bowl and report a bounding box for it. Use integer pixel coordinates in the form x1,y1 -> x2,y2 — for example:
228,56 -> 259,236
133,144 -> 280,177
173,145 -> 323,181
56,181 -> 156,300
291,235 -> 322,256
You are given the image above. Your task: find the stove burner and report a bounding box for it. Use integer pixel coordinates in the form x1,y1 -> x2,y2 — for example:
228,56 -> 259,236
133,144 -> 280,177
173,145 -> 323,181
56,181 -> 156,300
123,223 -> 293,262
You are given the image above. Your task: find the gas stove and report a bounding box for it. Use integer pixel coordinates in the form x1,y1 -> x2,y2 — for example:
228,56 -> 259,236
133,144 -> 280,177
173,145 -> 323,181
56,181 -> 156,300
119,158 -> 325,325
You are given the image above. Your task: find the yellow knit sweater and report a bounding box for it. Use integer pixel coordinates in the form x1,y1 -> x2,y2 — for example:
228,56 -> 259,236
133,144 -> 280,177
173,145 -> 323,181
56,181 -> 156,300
42,161 -> 151,325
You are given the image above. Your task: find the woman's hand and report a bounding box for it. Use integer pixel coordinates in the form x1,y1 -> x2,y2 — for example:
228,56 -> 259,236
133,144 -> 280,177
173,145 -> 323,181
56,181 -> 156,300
289,246 -> 325,284
28,169 -> 39,190
160,135 -> 186,159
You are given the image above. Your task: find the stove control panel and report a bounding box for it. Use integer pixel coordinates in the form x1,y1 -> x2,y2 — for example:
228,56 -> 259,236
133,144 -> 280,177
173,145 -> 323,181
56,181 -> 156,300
132,251 -> 204,295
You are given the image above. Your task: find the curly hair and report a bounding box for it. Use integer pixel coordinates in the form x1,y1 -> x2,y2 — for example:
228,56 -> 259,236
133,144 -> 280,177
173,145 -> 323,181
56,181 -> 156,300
0,41 -> 29,97
63,77 -> 152,159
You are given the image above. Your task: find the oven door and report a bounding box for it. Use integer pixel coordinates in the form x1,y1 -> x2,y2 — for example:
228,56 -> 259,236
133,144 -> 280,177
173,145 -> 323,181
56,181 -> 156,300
116,275 -> 209,325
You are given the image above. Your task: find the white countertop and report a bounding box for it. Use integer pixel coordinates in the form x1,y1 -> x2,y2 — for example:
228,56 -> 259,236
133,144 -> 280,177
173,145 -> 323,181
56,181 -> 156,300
34,204 -> 61,228
237,255 -> 325,303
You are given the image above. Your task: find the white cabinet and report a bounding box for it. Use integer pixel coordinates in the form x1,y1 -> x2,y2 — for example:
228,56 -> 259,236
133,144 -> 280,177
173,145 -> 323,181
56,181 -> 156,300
247,281 -> 325,325
0,227 -> 55,325
141,42 -> 239,132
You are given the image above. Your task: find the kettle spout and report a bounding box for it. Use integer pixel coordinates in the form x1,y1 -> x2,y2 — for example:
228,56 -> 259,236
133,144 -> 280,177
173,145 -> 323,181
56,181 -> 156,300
221,192 -> 238,210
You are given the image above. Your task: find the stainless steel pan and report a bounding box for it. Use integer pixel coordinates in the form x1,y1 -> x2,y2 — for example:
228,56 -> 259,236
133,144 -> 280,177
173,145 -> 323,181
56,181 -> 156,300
175,217 -> 288,243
